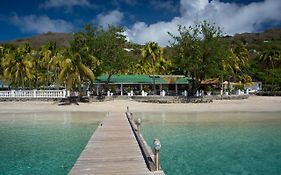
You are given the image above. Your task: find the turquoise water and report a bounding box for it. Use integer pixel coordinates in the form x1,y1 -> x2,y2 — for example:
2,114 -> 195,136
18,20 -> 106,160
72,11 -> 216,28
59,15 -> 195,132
0,112 -> 104,175
138,112 -> 281,175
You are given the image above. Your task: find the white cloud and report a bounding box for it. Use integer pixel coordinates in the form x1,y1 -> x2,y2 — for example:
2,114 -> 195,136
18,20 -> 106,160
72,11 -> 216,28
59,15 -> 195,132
126,18 -> 182,45
11,14 -> 74,34
40,0 -> 91,9
125,0 -> 281,46
95,10 -> 124,29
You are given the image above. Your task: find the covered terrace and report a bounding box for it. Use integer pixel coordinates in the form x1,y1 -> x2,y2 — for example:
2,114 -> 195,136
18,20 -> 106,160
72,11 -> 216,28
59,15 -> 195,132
93,75 -> 191,96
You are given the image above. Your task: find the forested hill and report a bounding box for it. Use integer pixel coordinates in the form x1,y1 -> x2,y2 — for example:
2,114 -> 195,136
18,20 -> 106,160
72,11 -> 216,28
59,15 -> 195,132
232,28 -> 281,43
231,28 -> 281,53
1,28 -> 281,49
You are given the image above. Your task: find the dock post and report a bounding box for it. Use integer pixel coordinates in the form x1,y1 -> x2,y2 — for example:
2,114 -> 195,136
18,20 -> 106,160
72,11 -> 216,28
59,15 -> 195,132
154,138 -> 161,171
136,118 -> 141,134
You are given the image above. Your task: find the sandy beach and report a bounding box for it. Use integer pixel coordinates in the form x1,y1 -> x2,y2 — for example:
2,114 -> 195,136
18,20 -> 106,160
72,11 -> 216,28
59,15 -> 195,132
0,96 -> 280,113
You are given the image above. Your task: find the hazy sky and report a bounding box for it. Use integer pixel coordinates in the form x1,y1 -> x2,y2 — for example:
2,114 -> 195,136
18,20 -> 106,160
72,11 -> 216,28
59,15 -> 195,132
0,0 -> 280,46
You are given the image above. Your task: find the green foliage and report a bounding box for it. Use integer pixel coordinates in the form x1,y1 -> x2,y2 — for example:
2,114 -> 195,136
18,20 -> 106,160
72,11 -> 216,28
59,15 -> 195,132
38,41 -> 58,87
141,42 -> 162,72
70,24 -> 101,76
2,43 -> 34,88
169,21 -> 226,92
0,25 -> 130,91
259,48 -> 281,69
58,48 -> 95,91
0,46 -> 4,78
256,47 -> 281,91
223,40 -> 251,83
169,21 -> 254,93
1,22 -> 279,93
131,41 -> 172,75
257,69 -> 281,91
72,25 -> 131,82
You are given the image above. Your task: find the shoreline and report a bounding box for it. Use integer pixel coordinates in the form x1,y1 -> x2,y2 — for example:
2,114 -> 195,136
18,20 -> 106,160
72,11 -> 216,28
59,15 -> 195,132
0,96 -> 280,113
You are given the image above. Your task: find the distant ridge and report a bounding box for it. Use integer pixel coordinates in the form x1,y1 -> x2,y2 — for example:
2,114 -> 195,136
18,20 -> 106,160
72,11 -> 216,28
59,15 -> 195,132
0,28 -> 280,49
233,28 -> 281,43
0,32 -> 73,49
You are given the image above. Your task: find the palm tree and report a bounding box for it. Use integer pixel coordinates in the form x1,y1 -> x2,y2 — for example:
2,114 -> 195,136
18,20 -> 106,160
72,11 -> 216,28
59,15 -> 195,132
259,49 -> 281,70
221,42 -> 250,93
156,57 -> 172,75
141,42 -> 163,74
2,43 -> 34,89
259,48 -> 281,90
141,42 -> 164,94
39,41 -> 58,88
58,49 -> 95,95
28,50 -> 41,89
0,46 -> 4,78
131,62 -> 153,75
49,49 -> 65,88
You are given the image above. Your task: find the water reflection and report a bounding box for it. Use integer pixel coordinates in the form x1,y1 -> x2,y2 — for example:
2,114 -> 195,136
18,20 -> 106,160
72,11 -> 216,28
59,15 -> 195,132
134,111 -> 281,125
0,111 -> 105,125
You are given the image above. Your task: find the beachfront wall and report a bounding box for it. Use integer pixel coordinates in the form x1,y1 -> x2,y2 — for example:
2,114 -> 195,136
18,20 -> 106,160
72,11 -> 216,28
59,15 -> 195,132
0,90 -> 67,98
93,75 -> 191,96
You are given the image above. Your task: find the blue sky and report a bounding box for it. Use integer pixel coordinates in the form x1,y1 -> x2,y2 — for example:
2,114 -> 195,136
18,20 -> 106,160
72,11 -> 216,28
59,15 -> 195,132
0,0 -> 280,46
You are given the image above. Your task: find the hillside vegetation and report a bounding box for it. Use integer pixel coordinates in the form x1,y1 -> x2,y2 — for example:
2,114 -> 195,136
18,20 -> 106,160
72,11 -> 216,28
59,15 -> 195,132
0,24 -> 280,93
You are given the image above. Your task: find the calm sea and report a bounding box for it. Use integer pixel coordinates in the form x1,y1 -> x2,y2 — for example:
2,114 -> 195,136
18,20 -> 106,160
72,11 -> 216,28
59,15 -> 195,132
137,112 -> 281,175
0,112 -> 104,175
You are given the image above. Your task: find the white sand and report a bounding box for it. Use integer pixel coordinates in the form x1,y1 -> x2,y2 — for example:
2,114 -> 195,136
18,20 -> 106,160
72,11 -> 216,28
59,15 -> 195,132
0,96 -> 280,113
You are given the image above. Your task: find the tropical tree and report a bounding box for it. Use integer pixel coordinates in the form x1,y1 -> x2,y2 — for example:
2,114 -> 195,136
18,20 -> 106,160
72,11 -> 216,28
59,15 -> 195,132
39,41 -> 58,88
58,48 -> 95,94
0,46 -> 4,78
156,57 -> 172,75
140,41 -> 167,94
221,41 -> 251,91
70,24 -> 101,75
94,26 -> 130,81
72,25 -> 129,83
28,50 -> 42,89
259,48 -> 281,70
169,21 -> 226,93
2,43 -> 34,88
141,41 -> 164,75
259,48 -> 281,90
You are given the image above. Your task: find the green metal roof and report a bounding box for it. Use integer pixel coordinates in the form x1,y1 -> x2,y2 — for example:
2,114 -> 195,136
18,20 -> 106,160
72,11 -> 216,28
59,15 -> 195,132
94,75 -> 191,84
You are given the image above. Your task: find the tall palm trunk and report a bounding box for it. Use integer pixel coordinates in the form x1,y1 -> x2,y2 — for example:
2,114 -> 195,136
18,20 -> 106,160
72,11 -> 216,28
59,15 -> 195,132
21,71 -> 24,89
271,60 -> 275,91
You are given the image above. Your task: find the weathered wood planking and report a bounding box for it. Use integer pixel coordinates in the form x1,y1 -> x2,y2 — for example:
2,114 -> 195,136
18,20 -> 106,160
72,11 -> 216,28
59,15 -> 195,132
68,112 -> 159,175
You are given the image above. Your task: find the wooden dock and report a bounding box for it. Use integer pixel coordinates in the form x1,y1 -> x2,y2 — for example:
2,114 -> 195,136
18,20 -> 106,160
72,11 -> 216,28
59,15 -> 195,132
68,112 -> 164,175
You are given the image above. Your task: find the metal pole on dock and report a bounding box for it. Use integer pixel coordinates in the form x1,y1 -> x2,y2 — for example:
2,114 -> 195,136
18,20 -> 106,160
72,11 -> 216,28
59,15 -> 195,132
154,138 -> 161,171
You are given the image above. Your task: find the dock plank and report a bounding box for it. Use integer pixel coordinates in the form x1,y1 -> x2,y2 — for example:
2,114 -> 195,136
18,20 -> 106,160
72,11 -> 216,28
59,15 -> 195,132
68,112 -> 156,175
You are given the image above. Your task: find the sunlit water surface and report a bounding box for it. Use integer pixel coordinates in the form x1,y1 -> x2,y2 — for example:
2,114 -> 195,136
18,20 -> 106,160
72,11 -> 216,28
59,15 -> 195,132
0,112 -> 105,175
135,112 -> 281,175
